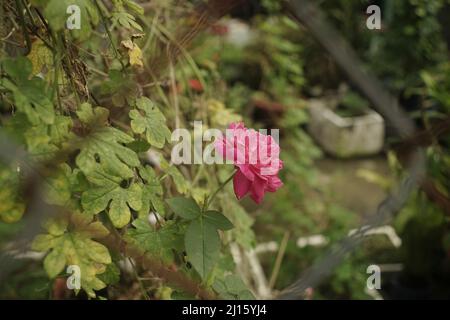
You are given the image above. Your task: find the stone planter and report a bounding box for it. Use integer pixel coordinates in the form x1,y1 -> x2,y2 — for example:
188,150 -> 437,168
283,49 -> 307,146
307,99 -> 384,158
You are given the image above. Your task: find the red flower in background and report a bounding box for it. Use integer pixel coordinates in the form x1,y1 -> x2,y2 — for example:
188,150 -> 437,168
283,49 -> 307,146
210,23 -> 229,36
188,79 -> 203,92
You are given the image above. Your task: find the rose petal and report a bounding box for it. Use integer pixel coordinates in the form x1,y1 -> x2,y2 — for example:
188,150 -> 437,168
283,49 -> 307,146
233,169 -> 251,199
267,175 -> 283,192
250,175 -> 267,204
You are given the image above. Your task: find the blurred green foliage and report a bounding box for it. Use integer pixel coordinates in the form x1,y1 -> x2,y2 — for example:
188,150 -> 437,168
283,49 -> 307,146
1,0 -> 449,300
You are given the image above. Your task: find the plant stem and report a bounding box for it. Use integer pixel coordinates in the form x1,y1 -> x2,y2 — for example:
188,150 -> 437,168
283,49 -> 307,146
206,171 -> 235,210
15,0 -> 31,54
94,0 -> 125,70
128,258 -> 150,300
269,231 -> 290,289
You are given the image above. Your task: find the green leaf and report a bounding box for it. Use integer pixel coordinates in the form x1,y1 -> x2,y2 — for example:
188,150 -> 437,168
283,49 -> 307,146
111,11 -> 143,31
213,275 -> 255,300
127,139 -> 151,153
18,79 -> 54,124
130,97 -> 171,148
204,211 -> 234,231
138,166 -> 165,216
76,103 -> 109,124
100,70 -> 138,107
75,104 -> 139,177
43,0 -> 99,40
32,214 -> 111,298
161,158 -> 189,194
1,112 -> 30,145
185,219 -> 220,279
24,124 -> 59,161
123,0 -> 144,16
126,219 -> 182,263
220,193 -> 255,249
139,166 -> 162,194
1,57 -> 54,125
43,164 -> 73,206
98,263 -> 120,285
166,197 -> 200,220
2,57 -> 32,82
81,168 -> 142,228
49,115 -> 73,145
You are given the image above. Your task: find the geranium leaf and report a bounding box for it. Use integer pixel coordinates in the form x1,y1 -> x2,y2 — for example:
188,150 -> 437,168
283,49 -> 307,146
160,158 -> 189,194
81,168 -> 142,228
75,104 -> 139,177
1,57 -> 54,125
130,97 -> 171,148
32,214 -> 111,298
43,164 -> 73,206
138,166 -> 165,216
126,219 -> 182,263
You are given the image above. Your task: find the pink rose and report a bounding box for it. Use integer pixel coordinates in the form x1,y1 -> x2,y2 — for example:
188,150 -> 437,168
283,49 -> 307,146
215,122 -> 283,204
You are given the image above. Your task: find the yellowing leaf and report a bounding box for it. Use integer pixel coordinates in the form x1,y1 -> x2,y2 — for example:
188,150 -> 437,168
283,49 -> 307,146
43,164 -> 73,206
121,40 -> 143,67
0,164 -> 25,223
24,124 -> 59,162
32,214 -> 111,298
129,45 -> 143,67
27,39 -> 53,76
207,99 -> 242,128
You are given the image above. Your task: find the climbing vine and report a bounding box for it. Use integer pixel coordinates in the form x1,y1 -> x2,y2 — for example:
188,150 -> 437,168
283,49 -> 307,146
0,0 -> 258,299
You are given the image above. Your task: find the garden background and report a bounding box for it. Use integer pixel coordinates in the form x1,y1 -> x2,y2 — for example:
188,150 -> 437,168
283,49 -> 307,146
0,0 -> 449,300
